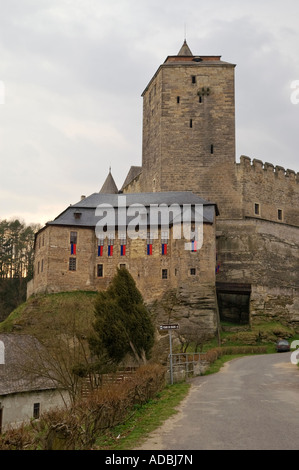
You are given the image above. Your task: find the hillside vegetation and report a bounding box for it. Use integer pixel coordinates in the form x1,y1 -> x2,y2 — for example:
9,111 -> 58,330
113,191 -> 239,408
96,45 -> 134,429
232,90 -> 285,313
0,291 -> 98,342
1,290 -> 296,351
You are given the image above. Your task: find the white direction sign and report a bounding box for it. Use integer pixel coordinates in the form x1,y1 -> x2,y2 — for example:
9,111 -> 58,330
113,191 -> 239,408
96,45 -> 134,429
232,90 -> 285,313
159,324 -> 179,330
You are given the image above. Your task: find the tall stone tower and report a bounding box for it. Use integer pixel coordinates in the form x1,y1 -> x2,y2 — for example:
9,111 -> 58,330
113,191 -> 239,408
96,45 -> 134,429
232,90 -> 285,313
138,40 -> 241,218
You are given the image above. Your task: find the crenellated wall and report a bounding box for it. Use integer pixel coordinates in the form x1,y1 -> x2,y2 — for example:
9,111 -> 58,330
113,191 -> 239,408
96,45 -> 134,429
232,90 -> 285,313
236,156 -> 299,227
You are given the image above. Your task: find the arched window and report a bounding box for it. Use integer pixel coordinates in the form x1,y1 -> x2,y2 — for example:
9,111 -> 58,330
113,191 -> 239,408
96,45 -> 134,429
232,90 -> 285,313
0,341 -> 5,365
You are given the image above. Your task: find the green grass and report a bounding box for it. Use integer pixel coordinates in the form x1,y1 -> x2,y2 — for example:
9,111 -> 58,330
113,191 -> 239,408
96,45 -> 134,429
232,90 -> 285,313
95,382 -> 190,450
0,290 -> 98,339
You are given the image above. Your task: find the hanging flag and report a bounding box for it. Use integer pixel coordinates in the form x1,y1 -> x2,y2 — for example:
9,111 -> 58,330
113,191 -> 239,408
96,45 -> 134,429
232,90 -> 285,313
191,240 -> 197,252
147,244 -> 152,255
162,243 -> 167,255
108,245 -> 113,257
98,245 -> 103,257
215,252 -> 220,273
121,244 -> 126,256
71,242 -> 76,255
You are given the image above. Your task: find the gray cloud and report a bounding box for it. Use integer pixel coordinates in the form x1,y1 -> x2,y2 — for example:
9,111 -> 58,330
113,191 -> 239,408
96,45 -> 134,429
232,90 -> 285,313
0,0 -> 298,224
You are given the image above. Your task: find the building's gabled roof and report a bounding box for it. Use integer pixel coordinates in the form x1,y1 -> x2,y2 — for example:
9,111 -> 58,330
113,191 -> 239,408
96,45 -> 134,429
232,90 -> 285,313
0,334 -> 58,396
47,191 -> 219,229
99,169 -> 118,194
121,165 -> 142,191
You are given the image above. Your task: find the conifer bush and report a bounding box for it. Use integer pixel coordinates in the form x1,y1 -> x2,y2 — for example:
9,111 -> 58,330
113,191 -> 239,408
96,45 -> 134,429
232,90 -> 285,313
89,268 -> 155,367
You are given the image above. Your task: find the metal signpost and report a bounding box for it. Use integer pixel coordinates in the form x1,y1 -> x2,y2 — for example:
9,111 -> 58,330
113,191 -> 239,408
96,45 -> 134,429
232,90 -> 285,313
159,324 -> 179,384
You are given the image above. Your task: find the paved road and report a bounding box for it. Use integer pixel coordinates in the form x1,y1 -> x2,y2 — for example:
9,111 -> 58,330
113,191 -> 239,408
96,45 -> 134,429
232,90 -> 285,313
137,353 -> 299,450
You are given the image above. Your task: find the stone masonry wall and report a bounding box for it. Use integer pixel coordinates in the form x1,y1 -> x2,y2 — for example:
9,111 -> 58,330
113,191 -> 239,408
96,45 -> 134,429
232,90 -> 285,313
139,61 -> 242,219
236,156 -> 299,227
28,222 -> 218,333
216,218 -> 299,328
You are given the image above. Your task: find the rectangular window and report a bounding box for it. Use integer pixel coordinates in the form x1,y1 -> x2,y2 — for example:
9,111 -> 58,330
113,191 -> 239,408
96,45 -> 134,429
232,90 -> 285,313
190,119 -> 193,128
97,264 -> 103,277
162,269 -> 168,279
119,264 -> 126,269
147,232 -> 153,255
70,231 -> 77,255
254,203 -> 260,216
190,268 -> 196,275
161,231 -> 168,255
278,209 -> 283,221
69,257 -> 76,271
33,403 -> 40,420
120,234 -> 126,256
177,96 -> 180,104
70,231 -> 77,244
41,259 -> 44,272
192,75 -> 196,84
108,236 -> 114,256
98,236 -> 104,256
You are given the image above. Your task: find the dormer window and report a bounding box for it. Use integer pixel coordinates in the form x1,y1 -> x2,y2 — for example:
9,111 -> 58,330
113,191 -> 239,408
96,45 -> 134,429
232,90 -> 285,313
74,210 -> 82,220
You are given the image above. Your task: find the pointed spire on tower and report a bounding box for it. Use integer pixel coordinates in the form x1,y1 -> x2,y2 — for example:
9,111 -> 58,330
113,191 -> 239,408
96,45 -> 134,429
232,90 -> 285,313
99,168 -> 118,194
177,39 -> 193,57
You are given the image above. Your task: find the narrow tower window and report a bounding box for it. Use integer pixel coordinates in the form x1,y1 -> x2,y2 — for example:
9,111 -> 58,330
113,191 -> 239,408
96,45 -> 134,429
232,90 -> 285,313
190,119 -> 193,128
278,209 -> 283,221
69,258 -> 76,271
254,203 -> 260,216
177,96 -> 180,104
191,75 -> 196,84
97,264 -> 103,277
210,144 -> 214,154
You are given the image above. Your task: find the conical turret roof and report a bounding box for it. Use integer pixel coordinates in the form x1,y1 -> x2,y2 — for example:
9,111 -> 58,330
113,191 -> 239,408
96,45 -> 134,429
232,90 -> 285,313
100,169 -> 118,194
177,40 -> 193,56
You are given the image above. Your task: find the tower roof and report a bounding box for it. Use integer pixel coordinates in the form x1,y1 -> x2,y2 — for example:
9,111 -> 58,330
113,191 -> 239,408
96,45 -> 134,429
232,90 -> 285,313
177,40 -> 193,56
99,169 -> 118,194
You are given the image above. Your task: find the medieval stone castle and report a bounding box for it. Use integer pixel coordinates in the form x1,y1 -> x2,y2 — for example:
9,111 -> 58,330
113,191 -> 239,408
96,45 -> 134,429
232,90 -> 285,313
27,40 -> 299,334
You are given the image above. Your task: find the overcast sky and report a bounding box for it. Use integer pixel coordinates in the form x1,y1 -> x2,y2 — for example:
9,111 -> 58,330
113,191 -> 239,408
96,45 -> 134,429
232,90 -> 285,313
0,0 -> 298,226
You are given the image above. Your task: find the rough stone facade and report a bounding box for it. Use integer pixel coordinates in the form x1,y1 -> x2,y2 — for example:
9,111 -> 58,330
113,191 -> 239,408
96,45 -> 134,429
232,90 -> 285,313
28,222 -> 216,304
122,41 -> 299,330
27,192 -> 219,334
28,40 -> 299,332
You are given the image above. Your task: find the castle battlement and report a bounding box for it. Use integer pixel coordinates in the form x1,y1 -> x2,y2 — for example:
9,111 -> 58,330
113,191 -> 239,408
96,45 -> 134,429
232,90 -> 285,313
238,155 -> 299,183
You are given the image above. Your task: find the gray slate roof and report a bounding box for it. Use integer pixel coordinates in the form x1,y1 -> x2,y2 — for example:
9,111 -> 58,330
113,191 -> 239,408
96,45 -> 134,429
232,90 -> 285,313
121,166 -> 142,190
0,334 -> 57,396
47,191 -> 218,229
